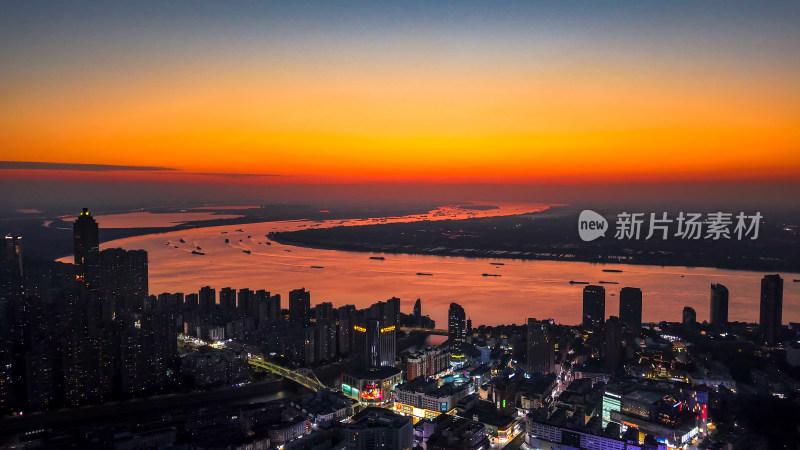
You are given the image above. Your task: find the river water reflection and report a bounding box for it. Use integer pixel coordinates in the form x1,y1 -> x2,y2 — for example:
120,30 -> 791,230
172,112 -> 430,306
58,203 -> 800,328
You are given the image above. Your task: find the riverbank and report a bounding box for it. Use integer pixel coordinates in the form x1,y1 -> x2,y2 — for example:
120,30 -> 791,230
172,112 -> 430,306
269,207 -> 800,273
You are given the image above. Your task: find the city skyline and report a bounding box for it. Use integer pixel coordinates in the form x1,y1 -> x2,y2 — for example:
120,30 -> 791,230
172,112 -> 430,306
2,3 -> 800,448
0,206 -> 797,446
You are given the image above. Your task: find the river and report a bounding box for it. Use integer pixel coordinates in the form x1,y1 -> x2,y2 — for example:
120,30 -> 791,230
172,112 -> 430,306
57,203 -> 800,328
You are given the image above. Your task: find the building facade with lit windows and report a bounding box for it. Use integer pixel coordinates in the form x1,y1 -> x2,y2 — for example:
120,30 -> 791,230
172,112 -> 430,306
405,347 -> 449,381
340,407 -> 413,450
394,378 -> 471,420
73,208 -> 100,290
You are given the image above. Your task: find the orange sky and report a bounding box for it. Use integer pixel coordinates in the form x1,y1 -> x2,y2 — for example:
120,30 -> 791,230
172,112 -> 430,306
2,2 -> 799,186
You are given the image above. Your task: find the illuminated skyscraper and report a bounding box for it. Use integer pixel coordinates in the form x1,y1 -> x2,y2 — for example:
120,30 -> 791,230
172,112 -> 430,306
582,285 -> 605,328
710,283 -> 729,328
73,208 -> 100,290
618,287 -> 642,334
448,303 -> 466,347
353,319 -> 396,369
760,274 -> 783,345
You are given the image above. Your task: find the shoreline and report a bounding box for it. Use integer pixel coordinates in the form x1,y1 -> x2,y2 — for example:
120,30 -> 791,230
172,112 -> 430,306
46,204 -> 800,276
268,233 -> 800,275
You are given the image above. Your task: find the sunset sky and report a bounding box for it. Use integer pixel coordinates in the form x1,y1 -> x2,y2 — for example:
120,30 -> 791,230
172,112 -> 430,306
1,1 -> 800,206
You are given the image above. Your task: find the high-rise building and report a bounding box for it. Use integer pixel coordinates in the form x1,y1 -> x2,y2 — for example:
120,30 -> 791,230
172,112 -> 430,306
353,319 -> 396,369
198,286 -> 215,318
254,290 -> 279,325
710,283 -> 729,328
337,304 -> 356,355
448,303 -> 466,348
73,208 -> 100,290
1,235 -> 24,339
314,321 -> 337,363
3,234 -> 23,281
219,287 -> 236,322
618,287 -> 642,334
99,248 -> 148,317
237,288 -> 254,318
527,318 -> 555,375
267,293 -> 281,322
682,307 -> 697,326
315,302 -> 334,322
604,316 -> 623,372
582,285 -> 605,328
385,297 -> 400,326
413,298 -> 422,324
184,293 -> 198,310
289,288 -> 311,325
760,274 -> 783,345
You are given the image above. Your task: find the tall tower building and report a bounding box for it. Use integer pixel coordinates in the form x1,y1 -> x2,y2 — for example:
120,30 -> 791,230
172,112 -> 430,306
760,274 -> 783,345
448,303 -> 466,348
289,288 -> 311,325
527,318 -> 555,375
710,283 -> 729,328
582,285 -> 605,328
73,208 -> 100,290
618,287 -> 642,334
1,235 -> 23,340
3,235 -> 23,281
2,235 -> 23,299
385,297 -> 400,326
413,298 -> 422,324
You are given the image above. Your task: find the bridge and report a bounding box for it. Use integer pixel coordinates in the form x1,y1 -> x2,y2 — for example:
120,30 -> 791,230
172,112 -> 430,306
400,326 -> 449,336
248,356 -> 327,392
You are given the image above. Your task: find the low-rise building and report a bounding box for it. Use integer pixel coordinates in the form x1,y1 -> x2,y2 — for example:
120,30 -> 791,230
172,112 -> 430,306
425,413 -> 491,450
337,407 -> 413,450
341,366 -> 403,406
394,378 -> 471,420
292,389 -> 357,425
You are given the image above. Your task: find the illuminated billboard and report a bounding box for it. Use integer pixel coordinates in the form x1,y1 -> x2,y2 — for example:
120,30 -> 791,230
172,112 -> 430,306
361,384 -> 383,401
